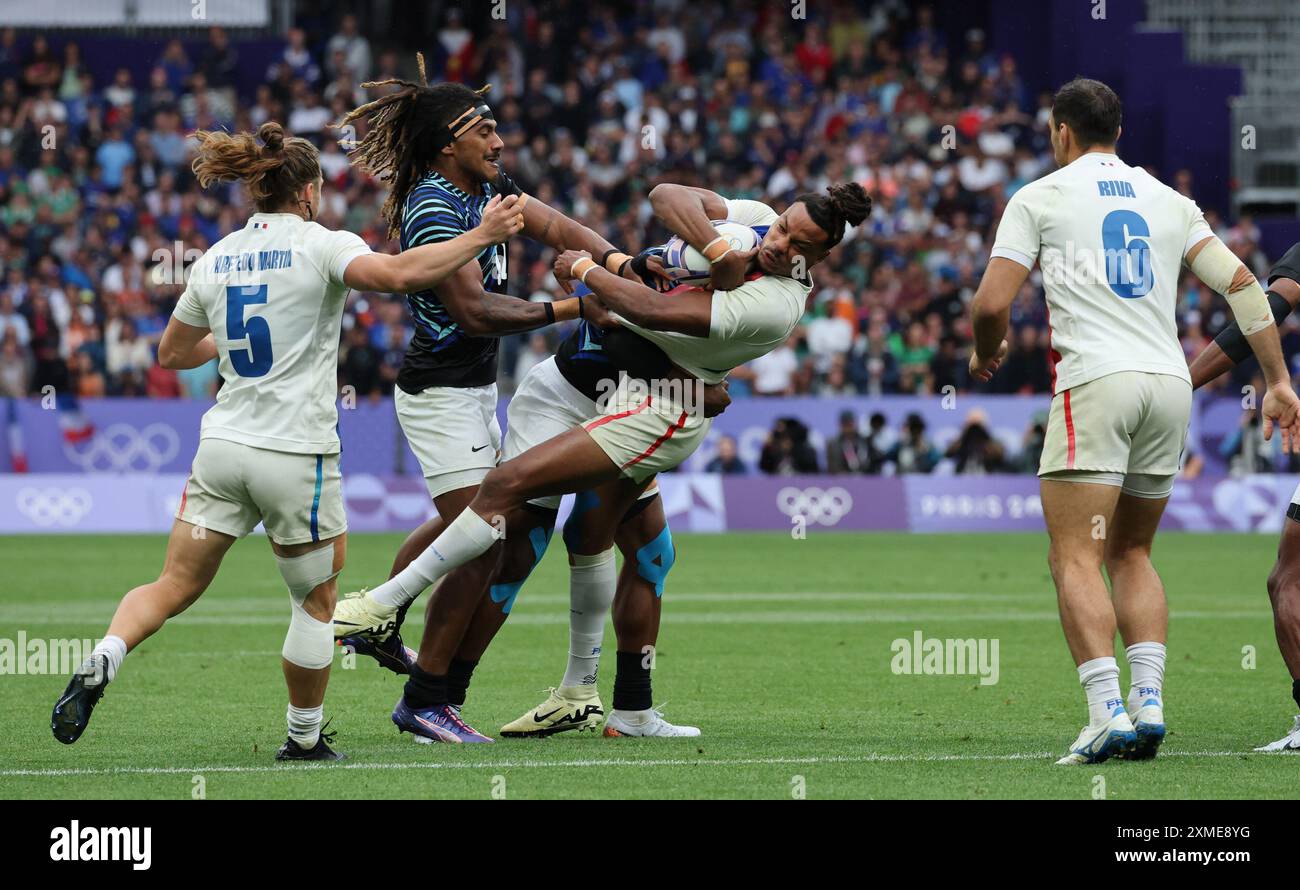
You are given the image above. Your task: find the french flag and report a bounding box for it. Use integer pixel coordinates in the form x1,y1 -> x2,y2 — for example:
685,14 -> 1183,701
252,222 -> 270,229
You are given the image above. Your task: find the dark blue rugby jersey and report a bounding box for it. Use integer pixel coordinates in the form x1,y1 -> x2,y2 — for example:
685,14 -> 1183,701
395,170 -> 504,392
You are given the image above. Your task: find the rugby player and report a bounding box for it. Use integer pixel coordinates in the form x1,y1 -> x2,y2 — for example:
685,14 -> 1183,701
1187,241 -> 1300,751
333,199 -> 744,740
49,122 -> 526,759
327,60 -> 653,689
968,78 -> 1300,764
345,180 -> 870,742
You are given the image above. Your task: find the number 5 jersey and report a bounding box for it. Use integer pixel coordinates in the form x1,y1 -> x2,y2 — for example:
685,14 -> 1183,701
172,212 -> 371,454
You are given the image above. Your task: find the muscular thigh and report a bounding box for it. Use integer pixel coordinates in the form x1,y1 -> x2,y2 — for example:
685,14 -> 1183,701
1041,478 -> 1122,561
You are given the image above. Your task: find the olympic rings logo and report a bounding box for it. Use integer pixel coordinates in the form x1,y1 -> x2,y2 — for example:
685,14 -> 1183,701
775,486 -> 854,526
62,423 -> 181,472
16,487 -> 93,527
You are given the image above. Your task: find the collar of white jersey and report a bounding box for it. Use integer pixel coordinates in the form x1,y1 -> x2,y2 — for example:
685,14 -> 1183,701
1072,150 -> 1120,166
247,212 -> 305,229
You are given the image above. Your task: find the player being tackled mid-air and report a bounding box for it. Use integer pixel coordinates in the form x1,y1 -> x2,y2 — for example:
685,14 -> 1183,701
50,121 -> 526,759
326,57 -> 715,741
969,78 -> 1300,765
1188,240 -> 1300,752
340,180 -> 870,743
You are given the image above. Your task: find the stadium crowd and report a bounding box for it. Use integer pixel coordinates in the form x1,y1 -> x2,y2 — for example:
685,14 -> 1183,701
0,3 -> 1292,461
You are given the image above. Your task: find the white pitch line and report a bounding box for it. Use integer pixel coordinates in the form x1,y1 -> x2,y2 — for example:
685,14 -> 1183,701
0,749 -> 1285,779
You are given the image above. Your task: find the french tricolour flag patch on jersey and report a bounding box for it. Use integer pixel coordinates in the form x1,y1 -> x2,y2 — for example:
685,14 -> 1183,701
252,222 -> 270,229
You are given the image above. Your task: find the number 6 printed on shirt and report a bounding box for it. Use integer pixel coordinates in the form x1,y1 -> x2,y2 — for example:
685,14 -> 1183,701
1101,209 -> 1154,299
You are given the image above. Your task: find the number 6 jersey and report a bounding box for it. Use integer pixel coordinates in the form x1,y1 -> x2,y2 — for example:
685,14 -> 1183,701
990,151 -> 1213,394
172,212 -> 372,454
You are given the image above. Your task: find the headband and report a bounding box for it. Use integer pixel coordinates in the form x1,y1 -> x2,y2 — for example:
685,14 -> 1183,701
433,102 -> 495,151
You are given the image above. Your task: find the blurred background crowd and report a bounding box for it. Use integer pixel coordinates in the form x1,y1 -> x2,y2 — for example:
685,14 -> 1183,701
0,1 -> 1295,475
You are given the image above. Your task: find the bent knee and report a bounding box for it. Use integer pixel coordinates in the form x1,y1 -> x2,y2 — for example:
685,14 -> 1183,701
302,583 -> 337,622
1047,546 -> 1101,582
478,465 -> 526,509
1103,542 -> 1152,576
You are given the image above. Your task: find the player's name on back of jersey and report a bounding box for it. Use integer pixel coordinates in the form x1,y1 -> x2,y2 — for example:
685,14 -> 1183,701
1096,179 -> 1137,198
208,250 -> 294,275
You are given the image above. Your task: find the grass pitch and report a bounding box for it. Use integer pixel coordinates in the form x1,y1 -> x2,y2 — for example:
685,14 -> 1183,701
1,531 -> 1296,799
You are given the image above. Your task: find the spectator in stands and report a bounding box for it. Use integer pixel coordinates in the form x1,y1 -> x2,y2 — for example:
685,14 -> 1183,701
200,26 -> 239,90
749,332 -> 801,397
826,409 -> 870,474
0,326 -> 30,397
0,3 -> 1274,417
105,317 -> 151,392
705,434 -> 747,475
760,417 -> 820,475
863,412 -> 892,473
340,324 -> 382,401
945,408 -> 1009,475
0,292 -> 30,346
328,14 -> 371,84
999,325 -> 1051,393
885,413 -> 940,474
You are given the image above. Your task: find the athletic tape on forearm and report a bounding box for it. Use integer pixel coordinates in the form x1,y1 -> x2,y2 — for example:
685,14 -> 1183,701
1190,237 -> 1273,335
1213,290 -> 1295,363
603,251 -> 633,274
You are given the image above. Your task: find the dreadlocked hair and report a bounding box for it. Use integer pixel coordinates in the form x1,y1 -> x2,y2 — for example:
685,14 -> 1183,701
795,182 -> 871,248
337,53 -> 492,238
191,121 -> 320,212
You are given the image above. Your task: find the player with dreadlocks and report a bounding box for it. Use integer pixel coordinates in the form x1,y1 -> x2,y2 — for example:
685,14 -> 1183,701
329,56 -> 717,742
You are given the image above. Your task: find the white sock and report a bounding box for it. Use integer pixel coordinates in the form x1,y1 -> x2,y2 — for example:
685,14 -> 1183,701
1078,656 -> 1124,725
1126,641 -> 1166,706
287,703 -> 323,749
561,549 -> 616,688
369,510 -> 498,606
88,635 -> 127,684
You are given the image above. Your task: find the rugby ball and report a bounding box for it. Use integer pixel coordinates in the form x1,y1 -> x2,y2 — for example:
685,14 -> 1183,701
661,221 -> 759,287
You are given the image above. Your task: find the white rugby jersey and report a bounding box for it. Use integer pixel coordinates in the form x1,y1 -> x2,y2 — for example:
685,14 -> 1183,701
621,198 -> 811,385
991,151 -> 1212,392
172,212 -> 371,454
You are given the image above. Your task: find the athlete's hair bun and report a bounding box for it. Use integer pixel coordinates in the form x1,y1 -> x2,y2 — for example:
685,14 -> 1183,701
826,182 -> 870,228
258,121 -> 286,155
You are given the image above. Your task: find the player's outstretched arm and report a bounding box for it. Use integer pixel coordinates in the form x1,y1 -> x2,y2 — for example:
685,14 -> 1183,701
556,250 -> 712,337
518,194 -> 616,259
1188,242 -> 1300,389
1186,236 -> 1290,386
1189,278 -> 1300,389
158,319 -> 216,370
343,195 -> 524,294
968,257 -> 1030,381
435,261 -> 582,337
1187,235 -> 1300,446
